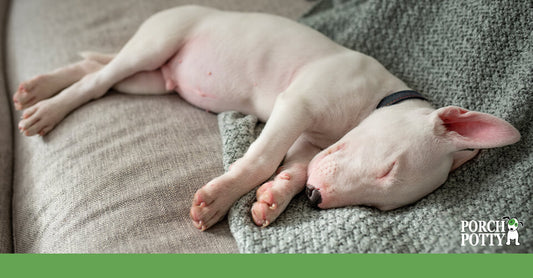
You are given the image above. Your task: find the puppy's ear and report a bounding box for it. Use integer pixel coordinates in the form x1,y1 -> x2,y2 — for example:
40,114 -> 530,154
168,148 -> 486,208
431,106 -> 520,150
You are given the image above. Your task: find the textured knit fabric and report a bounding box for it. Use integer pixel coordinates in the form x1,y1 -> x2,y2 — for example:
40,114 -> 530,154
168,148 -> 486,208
0,0 -> 14,253
5,0 -> 313,253
221,0 -> 532,253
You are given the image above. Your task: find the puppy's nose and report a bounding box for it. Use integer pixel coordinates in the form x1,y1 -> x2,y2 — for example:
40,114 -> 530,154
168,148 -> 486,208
305,185 -> 322,207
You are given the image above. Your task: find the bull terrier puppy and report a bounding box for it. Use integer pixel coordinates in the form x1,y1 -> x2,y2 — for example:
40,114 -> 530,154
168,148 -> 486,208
13,6 -> 520,231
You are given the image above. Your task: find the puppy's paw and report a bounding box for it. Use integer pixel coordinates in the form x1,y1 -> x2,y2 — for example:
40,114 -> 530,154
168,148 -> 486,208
251,165 -> 307,227
18,99 -> 65,136
190,173 -> 253,231
13,74 -> 63,111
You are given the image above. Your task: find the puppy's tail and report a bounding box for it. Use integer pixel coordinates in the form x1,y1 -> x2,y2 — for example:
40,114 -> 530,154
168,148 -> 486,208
79,51 -> 116,64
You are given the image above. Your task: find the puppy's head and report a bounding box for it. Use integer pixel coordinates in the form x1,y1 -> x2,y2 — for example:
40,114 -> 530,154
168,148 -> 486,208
306,104 -> 520,210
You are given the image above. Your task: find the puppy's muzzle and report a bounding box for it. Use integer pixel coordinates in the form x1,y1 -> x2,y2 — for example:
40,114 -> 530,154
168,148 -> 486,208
306,185 -> 322,207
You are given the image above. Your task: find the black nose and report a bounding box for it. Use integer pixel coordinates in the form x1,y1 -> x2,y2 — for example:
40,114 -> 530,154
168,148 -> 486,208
306,185 -> 322,207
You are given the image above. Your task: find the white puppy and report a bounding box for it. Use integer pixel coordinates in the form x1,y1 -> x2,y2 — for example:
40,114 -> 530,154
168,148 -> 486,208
13,6 -> 520,231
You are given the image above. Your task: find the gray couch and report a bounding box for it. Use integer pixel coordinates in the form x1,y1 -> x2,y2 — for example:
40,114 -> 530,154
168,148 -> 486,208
0,0 -> 313,253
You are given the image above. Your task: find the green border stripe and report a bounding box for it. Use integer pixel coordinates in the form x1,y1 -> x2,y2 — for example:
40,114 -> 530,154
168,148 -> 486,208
0,254 -> 532,277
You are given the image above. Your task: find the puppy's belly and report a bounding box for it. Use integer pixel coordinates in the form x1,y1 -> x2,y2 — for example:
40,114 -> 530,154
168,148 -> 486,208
161,34 -> 305,120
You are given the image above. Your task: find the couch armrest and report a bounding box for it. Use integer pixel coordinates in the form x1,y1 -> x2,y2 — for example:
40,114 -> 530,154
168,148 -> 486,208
0,0 -> 14,253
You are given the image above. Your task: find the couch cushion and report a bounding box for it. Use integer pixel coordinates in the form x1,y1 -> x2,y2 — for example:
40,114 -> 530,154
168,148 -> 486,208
6,0 -> 312,252
0,0 -> 14,254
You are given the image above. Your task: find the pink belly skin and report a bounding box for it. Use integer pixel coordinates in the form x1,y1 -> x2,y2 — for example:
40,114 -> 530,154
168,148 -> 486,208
161,33 -> 301,120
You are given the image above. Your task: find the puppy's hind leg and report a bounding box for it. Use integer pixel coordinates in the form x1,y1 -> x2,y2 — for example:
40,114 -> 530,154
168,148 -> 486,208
81,51 -> 169,95
18,6 -> 211,136
112,69 -> 169,95
13,57 -> 106,111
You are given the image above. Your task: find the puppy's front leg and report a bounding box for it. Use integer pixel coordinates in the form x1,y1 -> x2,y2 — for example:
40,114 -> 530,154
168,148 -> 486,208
251,136 -> 320,227
190,92 -> 312,230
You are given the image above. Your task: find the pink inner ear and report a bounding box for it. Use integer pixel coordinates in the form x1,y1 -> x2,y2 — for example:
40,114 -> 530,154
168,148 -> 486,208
437,106 -> 520,149
444,116 -> 498,142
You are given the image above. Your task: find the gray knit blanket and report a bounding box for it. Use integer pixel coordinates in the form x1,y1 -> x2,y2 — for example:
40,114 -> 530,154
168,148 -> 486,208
218,0 -> 532,253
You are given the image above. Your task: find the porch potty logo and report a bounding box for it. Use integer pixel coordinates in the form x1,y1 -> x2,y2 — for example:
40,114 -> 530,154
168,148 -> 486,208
461,216 -> 524,247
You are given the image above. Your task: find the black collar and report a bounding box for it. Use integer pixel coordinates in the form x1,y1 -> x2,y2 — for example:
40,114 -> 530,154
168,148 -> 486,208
376,90 -> 427,109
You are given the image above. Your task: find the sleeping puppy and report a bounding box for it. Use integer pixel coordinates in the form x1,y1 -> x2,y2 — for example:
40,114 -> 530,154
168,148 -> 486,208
13,6 -> 520,231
